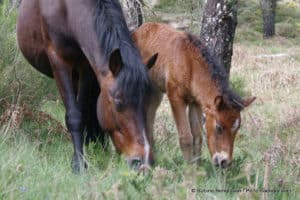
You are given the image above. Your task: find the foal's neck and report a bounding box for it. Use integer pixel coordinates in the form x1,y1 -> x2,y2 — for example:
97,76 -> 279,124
191,54 -> 224,113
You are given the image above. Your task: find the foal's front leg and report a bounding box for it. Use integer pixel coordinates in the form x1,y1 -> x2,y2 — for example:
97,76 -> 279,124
168,93 -> 193,163
47,48 -> 85,173
188,104 -> 203,165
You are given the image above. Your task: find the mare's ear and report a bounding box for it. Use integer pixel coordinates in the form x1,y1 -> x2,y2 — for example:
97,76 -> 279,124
145,53 -> 158,70
214,96 -> 225,111
109,49 -> 123,77
243,96 -> 256,107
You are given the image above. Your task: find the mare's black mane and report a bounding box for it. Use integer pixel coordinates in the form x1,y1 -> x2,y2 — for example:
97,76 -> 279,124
94,0 -> 151,107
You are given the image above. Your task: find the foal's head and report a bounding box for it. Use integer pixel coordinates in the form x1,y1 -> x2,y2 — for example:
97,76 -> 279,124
97,49 -> 157,170
204,95 -> 256,168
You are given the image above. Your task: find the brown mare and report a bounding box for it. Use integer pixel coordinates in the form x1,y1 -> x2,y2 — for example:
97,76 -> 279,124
132,23 -> 256,168
17,0 -> 157,172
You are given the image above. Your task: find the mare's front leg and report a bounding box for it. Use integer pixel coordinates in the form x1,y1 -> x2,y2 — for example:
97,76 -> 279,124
167,91 -> 193,163
145,87 -> 163,147
47,47 -> 85,173
188,104 -> 203,165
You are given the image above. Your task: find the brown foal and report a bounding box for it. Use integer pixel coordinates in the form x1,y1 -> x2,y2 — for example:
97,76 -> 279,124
132,22 -> 256,168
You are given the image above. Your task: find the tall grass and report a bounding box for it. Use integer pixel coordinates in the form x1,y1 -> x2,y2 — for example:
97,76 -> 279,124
0,1 -> 299,199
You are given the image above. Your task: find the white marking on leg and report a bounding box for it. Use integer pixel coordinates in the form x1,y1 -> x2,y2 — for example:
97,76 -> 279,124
142,129 -> 150,166
186,106 -> 189,117
202,113 -> 207,136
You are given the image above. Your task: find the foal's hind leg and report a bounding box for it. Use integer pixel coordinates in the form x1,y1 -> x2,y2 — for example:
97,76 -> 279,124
47,48 -> 85,173
188,104 -> 203,165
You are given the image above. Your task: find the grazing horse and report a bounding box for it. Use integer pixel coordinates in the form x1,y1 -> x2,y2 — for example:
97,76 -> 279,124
132,23 -> 256,168
17,0 -> 157,172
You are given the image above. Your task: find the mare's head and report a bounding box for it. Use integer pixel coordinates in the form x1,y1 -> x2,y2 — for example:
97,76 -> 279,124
97,49 -> 158,170
93,0 -> 158,170
204,94 -> 256,168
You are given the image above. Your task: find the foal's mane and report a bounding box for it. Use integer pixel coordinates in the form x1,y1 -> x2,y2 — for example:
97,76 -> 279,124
94,0 -> 151,107
186,33 -> 244,111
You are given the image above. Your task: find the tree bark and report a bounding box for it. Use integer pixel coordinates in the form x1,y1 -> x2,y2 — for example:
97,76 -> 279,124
260,0 -> 276,38
10,0 -> 20,7
200,0 -> 238,74
122,0 -> 144,31
0,0 -> 21,8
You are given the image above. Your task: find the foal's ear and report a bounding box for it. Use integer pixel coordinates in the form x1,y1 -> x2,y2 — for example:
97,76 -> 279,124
214,96 -> 225,111
109,49 -> 123,76
243,96 -> 256,107
145,53 -> 158,70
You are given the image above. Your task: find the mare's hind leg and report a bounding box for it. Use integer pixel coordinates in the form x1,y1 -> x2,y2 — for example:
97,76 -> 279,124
188,104 -> 203,165
168,94 -> 193,163
47,48 -> 85,173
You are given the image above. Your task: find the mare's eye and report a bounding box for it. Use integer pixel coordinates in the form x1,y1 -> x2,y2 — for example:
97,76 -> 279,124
216,123 -> 223,135
114,98 -> 124,112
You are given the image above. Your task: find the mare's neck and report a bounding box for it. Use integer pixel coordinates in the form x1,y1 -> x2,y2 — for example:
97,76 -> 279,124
68,1 -> 105,74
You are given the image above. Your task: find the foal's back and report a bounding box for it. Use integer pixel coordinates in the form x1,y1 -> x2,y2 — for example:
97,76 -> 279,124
132,22 -> 203,95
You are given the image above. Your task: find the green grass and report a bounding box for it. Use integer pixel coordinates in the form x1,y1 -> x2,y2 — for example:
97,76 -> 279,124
1,1 -> 300,199
1,118 -> 299,199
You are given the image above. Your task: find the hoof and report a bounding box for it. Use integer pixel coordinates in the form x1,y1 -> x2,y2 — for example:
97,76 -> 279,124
71,155 -> 87,174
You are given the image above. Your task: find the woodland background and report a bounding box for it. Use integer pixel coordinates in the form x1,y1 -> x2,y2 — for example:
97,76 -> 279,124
0,0 -> 299,199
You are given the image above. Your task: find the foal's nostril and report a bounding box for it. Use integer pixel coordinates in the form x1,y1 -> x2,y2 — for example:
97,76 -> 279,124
213,152 -> 231,168
220,159 -> 228,168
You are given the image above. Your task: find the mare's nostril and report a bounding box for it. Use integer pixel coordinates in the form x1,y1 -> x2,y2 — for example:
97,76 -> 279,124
128,157 -> 143,170
213,157 -> 219,167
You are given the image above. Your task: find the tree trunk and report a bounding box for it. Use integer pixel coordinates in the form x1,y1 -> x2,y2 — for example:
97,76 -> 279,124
10,0 -> 20,7
260,0 -> 276,38
200,0 -> 238,74
122,0 -> 144,31
0,0 -> 21,8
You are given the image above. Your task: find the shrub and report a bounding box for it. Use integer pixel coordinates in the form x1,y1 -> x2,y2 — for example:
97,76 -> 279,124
276,21 -> 299,38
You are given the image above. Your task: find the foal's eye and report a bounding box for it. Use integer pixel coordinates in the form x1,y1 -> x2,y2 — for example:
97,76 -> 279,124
231,118 -> 240,132
216,123 -> 223,135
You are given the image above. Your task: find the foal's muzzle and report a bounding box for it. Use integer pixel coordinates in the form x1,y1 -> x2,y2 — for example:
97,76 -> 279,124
212,152 -> 232,169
